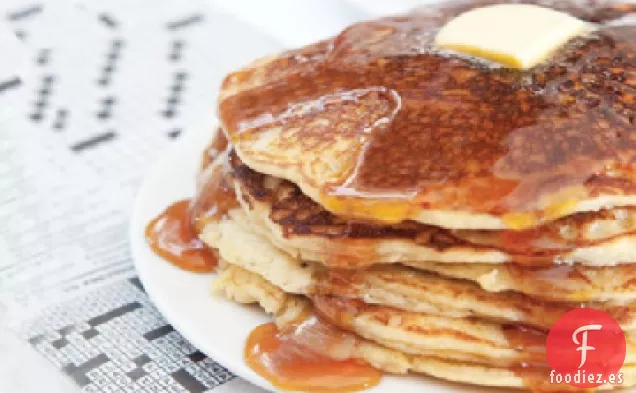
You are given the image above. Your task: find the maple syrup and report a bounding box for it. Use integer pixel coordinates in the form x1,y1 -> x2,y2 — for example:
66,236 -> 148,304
314,268 -> 366,298
190,154 -> 239,233
146,134 -> 238,272
145,199 -> 217,272
245,315 -> 382,392
201,129 -> 229,169
502,324 -> 547,364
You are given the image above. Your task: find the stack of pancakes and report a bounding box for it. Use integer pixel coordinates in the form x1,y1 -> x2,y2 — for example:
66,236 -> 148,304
196,0 -> 636,390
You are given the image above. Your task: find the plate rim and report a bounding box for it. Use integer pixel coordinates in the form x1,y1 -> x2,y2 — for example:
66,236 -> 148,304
129,125 -> 279,393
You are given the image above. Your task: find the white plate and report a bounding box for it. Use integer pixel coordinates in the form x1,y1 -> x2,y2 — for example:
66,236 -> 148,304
129,125 -> 491,393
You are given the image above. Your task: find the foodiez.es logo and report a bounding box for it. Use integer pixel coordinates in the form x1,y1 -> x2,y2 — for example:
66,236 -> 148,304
546,308 -> 626,388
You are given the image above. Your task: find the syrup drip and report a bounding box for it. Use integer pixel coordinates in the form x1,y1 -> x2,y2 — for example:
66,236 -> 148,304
245,315 -> 382,392
314,268 -> 367,298
312,296 -> 366,332
190,141 -> 239,233
502,324 -> 547,364
146,132 -> 238,272
201,129 -> 229,169
145,200 -> 217,272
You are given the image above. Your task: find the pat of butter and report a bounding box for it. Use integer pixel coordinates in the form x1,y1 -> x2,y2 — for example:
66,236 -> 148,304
435,4 -> 590,69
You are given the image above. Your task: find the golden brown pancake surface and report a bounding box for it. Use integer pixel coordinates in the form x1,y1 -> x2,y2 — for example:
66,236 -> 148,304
219,0 -> 636,229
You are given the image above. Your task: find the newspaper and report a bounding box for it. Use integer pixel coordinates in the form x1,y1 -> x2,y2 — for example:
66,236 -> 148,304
0,0 -> 284,320
0,1 -> 379,392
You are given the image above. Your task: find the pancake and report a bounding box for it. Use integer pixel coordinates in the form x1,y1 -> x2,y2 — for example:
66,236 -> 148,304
230,152 -> 636,267
213,263 -> 636,391
418,261 -> 636,303
218,0 -> 636,230
201,206 -> 636,326
310,294 -> 636,366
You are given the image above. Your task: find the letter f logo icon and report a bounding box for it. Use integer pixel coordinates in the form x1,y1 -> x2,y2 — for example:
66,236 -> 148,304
572,324 -> 602,368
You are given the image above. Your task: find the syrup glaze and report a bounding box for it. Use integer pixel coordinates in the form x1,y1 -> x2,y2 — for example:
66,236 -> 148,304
245,315 -> 382,392
219,0 -> 636,228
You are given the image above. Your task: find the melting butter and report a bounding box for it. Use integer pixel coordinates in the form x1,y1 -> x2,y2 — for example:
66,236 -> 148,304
435,4 -> 590,69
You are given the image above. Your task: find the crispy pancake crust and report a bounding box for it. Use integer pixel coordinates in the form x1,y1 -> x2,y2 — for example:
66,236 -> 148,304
230,152 -> 636,267
219,0 -> 636,229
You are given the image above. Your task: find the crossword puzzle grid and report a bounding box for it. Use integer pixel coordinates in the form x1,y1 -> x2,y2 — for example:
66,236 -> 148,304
19,278 -> 234,393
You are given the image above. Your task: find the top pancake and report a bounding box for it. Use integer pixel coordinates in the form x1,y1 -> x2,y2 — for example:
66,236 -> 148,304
218,0 -> 636,230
